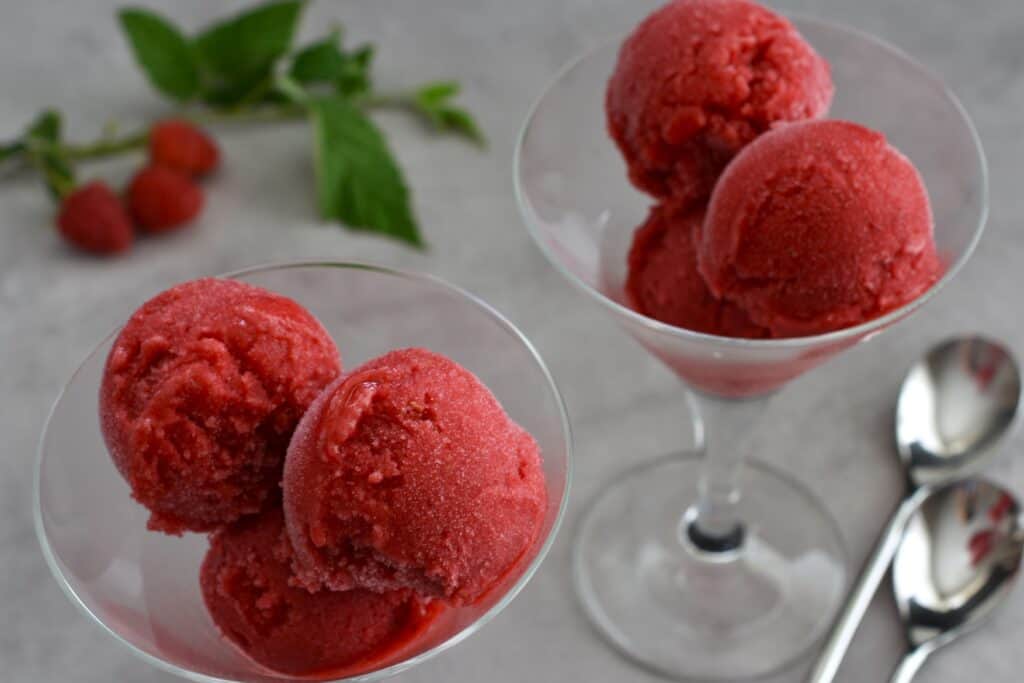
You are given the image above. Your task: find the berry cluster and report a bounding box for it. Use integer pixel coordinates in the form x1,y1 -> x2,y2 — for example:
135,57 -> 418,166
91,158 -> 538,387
57,120 -> 218,256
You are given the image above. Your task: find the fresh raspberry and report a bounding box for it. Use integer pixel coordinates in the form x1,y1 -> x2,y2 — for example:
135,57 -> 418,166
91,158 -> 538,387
127,165 -> 204,233
148,119 -> 220,177
56,181 -> 134,255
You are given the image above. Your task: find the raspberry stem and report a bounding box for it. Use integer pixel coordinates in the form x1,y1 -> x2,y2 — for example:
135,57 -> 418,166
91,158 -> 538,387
63,130 -> 149,160
61,107 -> 307,160
48,93 -> 420,163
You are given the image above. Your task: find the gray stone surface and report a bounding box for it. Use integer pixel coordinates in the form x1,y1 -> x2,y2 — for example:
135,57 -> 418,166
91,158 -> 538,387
2,0 -> 1023,680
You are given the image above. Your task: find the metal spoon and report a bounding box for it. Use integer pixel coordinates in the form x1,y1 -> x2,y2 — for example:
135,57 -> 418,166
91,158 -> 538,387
889,478 -> 1023,682
808,336 -> 1021,683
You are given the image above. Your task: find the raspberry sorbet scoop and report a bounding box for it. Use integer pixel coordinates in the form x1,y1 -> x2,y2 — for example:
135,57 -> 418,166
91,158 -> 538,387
284,348 -> 547,605
627,204 -> 767,338
607,0 -> 833,208
201,507 -> 437,676
699,120 -> 941,337
100,278 -> 341,534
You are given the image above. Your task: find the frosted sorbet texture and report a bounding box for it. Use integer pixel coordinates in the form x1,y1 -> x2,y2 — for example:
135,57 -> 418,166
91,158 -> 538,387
100,278 -> 341,533
284,348 -> 547,605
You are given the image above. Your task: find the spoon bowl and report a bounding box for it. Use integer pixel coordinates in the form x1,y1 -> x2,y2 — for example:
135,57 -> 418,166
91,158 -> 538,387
809,335 -> 1022,683
897,337 -> 1021,487
889,478 -> 1024,682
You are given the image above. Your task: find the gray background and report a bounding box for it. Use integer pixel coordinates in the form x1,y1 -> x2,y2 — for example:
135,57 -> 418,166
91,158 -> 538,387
2,0 -> 1022,681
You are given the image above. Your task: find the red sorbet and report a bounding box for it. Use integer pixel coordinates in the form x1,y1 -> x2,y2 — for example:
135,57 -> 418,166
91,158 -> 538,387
284,348 -> 547,605
627,204 -> 767,338
201,507 -> 438,676
699,120 -> 941,337
607,0 -> 833,208
100,278 -> 341,534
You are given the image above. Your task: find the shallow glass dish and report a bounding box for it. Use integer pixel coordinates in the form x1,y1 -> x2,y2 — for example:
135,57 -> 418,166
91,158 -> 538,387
35,262 -> 573,683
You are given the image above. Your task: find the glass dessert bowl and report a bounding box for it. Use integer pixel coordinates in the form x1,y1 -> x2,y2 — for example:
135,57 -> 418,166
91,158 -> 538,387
515,15 -> 986,682
35,263 -> 572,683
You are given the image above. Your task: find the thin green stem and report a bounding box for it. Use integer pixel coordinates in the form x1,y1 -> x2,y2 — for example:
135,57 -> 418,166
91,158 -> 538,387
63,130 -> 148,160
60,105 -> 307,161
27,92 -> 422,164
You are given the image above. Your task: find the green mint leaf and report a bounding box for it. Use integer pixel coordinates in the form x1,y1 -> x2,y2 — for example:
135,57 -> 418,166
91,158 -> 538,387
25,110 -> 61,143
288,29 -> 372,98
22,111 -> 74,198
436,106 -> 485,146
409,85 -> 486,147
309,97 -> 422,247
200,74 -> 272,107
118,8 -> 199,101
194,0 -> 305,106
335,45 -> 373,98
414,80 -> 460,107
38,148 -> 76,199
289,30 -> 346,84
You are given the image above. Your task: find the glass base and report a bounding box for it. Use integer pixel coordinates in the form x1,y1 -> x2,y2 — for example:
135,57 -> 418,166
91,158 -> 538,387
574,452 -> 849,681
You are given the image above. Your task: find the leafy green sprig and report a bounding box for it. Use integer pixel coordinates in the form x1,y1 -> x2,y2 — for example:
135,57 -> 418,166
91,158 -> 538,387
1,0 -> 484,246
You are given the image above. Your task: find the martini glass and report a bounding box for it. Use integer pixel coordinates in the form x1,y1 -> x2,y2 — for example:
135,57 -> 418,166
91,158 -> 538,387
514,16 -> 986,681
35,263 -> 572,683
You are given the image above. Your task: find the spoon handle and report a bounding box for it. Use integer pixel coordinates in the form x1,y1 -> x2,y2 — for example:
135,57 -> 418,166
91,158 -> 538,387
806,489 -> 928,683
889,646 -> 932,683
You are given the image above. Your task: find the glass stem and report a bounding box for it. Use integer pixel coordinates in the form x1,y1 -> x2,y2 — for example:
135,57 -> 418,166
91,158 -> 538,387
686,392 -> 772,552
